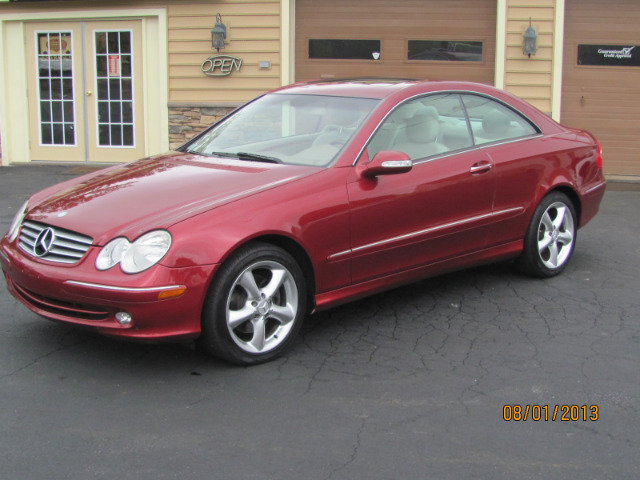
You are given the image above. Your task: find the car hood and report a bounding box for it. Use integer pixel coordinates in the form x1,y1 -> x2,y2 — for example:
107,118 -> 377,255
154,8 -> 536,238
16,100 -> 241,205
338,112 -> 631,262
25,152 -> 318,244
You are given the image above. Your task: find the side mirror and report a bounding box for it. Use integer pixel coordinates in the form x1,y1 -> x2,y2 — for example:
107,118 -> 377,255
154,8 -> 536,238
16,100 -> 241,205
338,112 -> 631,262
361,150 -> 413,178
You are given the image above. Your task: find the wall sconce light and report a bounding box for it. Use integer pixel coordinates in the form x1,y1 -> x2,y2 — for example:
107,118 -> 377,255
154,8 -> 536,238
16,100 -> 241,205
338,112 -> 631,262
523,17 -> 538,58
211,13 -> 227,51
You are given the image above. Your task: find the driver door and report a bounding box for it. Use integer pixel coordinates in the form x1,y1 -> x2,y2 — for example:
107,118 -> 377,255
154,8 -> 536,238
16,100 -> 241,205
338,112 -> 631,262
346,93 -> 496,284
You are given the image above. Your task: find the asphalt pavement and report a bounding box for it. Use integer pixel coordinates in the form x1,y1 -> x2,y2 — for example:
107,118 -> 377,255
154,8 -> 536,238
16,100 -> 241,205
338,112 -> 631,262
1,164 -> 639,480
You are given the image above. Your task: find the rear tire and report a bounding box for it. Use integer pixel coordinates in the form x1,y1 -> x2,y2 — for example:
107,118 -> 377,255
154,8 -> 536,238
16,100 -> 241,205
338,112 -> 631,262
200,242 -> 307,365
517,192 -> 577,278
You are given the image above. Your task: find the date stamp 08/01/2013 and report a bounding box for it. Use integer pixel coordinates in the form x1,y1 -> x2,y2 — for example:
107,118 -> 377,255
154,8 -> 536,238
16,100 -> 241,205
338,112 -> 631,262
503,405 -> 599,422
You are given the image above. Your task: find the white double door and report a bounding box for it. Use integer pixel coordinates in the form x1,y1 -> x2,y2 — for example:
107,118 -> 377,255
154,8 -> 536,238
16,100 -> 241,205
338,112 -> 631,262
26,20 -> 145,163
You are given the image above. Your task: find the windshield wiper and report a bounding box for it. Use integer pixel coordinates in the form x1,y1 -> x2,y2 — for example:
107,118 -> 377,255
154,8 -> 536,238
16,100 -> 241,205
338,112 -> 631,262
207,151 -> 282,164
208,151 -> 239,159
236,152 -> 282,164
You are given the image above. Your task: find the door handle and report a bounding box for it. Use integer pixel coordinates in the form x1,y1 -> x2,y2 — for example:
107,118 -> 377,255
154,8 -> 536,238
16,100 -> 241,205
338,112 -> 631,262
86,91 -> 93,96
470,162 -> 492,174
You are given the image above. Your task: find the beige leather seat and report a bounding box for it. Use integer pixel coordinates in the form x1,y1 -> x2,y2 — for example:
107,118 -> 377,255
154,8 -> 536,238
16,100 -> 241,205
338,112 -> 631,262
392,105 -> 449,160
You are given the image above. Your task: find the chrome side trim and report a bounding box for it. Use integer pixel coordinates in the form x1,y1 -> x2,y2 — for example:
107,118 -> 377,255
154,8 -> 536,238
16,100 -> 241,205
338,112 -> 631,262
64,281 -> 183,293
328,206 -> 524,261
394,133 -> 544,168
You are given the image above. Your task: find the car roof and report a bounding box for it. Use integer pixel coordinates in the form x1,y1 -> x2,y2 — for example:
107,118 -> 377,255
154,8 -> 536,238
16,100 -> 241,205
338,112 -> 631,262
270,78 -> 423,99
269,78 -> 508,101
265,78 -> 561,136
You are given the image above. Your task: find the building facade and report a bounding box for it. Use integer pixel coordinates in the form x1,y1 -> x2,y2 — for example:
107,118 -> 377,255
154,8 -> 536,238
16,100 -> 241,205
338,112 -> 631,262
0,0 -> 638,179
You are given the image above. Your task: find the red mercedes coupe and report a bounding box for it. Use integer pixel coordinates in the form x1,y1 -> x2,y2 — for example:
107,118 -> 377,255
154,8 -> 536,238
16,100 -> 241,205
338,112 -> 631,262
1,80 -> 606,365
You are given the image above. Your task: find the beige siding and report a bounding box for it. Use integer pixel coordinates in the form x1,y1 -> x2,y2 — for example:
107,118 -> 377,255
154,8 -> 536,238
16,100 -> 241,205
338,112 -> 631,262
167,0 -> 281,103
503,0 -> 556,113
168,0 -> 281,148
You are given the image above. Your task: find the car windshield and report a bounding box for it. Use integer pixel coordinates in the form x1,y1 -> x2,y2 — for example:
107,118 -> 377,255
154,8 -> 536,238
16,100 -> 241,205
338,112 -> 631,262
183,93 -> 380,167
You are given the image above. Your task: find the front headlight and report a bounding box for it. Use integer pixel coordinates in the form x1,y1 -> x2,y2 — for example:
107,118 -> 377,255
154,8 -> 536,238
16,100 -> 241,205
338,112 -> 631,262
96,230 -> 172,274
95,237 -> 130,271
7,201 -> 29,243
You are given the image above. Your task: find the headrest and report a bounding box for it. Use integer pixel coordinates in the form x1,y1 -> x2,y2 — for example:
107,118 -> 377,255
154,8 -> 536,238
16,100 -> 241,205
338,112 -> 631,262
482,110 -> 511,135
405,106 -> 440,143
406,105 -> 439,126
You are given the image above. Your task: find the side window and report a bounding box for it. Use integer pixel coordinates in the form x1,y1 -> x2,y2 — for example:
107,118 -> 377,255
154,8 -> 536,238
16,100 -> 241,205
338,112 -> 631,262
461,94 -> 538,145
367,94 -> 473,161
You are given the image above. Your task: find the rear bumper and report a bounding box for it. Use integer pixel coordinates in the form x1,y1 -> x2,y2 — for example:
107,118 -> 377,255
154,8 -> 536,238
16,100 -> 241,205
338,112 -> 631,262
580,178 -> 607,227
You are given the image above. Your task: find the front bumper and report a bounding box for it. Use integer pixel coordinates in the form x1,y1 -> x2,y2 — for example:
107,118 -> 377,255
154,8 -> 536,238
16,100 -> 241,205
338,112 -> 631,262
1,237 -> 218,341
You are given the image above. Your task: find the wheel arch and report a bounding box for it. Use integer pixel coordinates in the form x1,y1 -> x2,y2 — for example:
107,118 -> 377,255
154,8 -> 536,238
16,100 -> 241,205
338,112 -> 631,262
213,234 -> 317,314
545,185 -> 582,225
257,235 -> 315,296
198,235 -> 314,365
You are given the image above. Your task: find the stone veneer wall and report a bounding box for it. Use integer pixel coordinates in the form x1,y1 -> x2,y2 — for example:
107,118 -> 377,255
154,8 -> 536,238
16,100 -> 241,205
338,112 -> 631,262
168,106 -> 237,150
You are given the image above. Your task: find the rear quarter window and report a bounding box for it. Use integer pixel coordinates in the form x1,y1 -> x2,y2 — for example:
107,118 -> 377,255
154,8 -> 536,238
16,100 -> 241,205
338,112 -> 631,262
461,94 -> 538,145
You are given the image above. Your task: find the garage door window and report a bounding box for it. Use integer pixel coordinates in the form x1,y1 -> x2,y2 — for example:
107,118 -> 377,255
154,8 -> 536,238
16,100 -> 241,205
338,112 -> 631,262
308,39 -> 381,60
408,40 -> 482,62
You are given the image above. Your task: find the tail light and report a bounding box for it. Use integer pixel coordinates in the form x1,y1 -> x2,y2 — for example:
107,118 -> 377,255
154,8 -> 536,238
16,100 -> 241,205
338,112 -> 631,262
595,142 -> 603,169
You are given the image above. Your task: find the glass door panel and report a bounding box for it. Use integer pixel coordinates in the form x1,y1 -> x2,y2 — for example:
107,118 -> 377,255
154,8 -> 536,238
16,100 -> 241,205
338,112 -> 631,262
26,23 -> 85,161
37,32 -> 76,146
85,21 -> 145,163
94,30 -> 134,147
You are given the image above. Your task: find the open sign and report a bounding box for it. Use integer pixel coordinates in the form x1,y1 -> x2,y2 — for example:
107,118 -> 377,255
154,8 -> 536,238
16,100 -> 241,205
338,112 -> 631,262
201,55 -> 243,76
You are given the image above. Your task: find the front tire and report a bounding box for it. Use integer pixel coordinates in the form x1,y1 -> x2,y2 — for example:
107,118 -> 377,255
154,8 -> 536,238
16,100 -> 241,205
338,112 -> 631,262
518,192 -> 577,278
200,242 -> 307,365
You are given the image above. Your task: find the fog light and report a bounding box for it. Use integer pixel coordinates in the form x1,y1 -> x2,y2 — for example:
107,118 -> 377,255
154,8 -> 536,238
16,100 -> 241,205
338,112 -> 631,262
115,311 -> 133,326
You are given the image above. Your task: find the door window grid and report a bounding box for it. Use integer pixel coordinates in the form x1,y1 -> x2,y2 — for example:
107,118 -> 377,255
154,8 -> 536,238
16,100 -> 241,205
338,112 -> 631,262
94,30 -> 135,147
36,32 -> 76,146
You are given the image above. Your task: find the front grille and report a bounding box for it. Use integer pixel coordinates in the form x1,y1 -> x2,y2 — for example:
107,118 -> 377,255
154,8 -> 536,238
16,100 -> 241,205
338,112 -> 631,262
19,221 -> 93,264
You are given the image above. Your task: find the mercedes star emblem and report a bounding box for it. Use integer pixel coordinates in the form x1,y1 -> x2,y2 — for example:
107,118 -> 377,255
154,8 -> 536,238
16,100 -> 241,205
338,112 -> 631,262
33,228 -> 56,257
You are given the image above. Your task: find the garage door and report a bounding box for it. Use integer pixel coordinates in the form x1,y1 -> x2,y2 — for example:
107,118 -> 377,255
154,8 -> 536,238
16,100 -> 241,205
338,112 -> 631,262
295,0 -> 496,85
562,0 -> 640,177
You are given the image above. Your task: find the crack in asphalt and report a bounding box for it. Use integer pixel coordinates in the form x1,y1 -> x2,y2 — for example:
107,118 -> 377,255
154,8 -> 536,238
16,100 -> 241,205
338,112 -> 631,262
0,332 -> 93,379
324,415 -> 367,480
